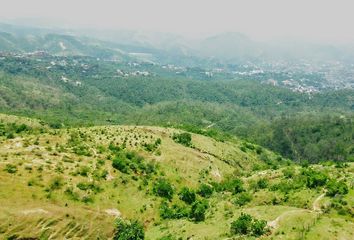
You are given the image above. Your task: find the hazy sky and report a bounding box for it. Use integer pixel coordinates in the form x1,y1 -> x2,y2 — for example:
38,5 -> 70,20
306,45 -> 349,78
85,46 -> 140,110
1,0 -> 354,43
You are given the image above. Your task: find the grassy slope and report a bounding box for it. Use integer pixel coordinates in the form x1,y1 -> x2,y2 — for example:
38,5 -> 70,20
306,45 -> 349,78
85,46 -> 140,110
0,114 -> 353,239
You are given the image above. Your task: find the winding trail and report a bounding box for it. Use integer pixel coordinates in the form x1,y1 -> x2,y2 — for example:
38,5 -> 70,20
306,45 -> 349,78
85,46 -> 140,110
267,209 -> 310,229
312,193 -> 326,212
267,192 -> 326,229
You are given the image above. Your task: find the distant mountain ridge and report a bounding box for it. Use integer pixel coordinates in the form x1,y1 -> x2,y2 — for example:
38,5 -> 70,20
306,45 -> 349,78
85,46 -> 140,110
1,23 -> 354,66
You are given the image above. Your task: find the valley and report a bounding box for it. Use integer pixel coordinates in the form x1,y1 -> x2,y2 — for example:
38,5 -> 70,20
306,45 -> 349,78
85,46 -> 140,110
0,22 -> 353,240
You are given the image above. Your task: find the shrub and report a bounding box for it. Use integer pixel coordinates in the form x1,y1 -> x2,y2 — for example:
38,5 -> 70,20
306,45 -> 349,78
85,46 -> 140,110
73,145 -> 92,156
155,138 -> 162,145
230,213 -> 269,237
109,143 -> 121,152
217,177 -> 244,194
112,151 -> 152,175
112,156 -> 129,173
6,132 -> 14,139
144,138 -> 161,152
244,143 -> 255,150
190,200 -> 208,222
153,178 -> 174,200
326,180 -> 348,197
179,187 -> 196,204
172,132 -> 192,147
257,178 -> 269,189
93,169 -> 108,180
15,124 -> 29,133
234,192 -> 253,206
159,201 -> 189,219
252,219 -> 268,236
82,195 -> 94,203
114,219 -> 144,240
255,146 -> 263,154
49,176 -> 64,190
197,183 -> 214,198
76,182 -> 102,193
231,213 -> 252,235
64,187 -> 80,201
303,169 -> 328,188
4,164 -> 17,174
78,165 -> 91,177
282,167 -> 295,178
270,177 -> 305,193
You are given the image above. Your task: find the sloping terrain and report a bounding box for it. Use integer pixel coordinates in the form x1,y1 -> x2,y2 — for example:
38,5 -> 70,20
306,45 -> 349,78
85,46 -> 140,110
0,114 -> 353,239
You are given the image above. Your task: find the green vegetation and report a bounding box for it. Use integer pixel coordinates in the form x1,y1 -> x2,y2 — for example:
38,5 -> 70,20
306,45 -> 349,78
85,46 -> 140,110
0,54 -> 352,166
190,199 -> 208,222
112,150 -> 156,175
234,192 -> 253,206
197,183 -> 214,198
303,169 -> 328,188
326,180 -> 348,197
214,177 -> 245,194
179,187 -> 196,204
153,178 -> 174,200
0,116 -> 352,239
230,213 -> 269,237
0,39 -> 353,239
172,132 -> 192,147
244,115 -> 354,163
114,219 -> 144,240
4,164 -> 17,174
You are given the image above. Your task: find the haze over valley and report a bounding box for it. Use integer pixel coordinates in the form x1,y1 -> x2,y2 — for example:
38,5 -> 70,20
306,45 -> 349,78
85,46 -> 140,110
0,1 -> 353,239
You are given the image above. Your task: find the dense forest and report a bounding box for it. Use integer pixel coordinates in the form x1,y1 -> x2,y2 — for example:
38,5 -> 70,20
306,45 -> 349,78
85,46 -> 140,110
0,53 -> 353,164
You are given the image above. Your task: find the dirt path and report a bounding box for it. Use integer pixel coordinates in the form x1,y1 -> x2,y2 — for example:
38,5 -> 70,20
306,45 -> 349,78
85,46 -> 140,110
267,209 -> 310,229
268,192 -> 325,229
312,193 -> 326,212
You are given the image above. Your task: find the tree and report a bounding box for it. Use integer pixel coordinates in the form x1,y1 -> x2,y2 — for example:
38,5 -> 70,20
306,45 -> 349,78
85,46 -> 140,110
197,183 -> 214,198
153,178 -> 174,200
257,178 -> 269,189
190,200 -> 208,222
251,219 -> 268,236
303,169 -> 328,188
112,156 -> 129,173
179,187 -> 196,204
223,178 -> 244,194
231,213 -> 252,235
326,180 -> 348,197
234,192 -> 253,206
172,132 -> 192,147
230,213 -> 269,237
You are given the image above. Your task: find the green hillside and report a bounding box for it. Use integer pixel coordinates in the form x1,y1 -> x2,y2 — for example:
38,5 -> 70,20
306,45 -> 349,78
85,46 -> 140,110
0,114 -> 353,239
0,25 -> 353,239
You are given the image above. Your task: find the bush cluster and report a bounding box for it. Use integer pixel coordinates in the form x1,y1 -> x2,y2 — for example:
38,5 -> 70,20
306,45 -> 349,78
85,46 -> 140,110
112,150 -> 156,175
326,180 -> 348,197
230,213 -> 268,237
153,178 -> 174,200
172,132 -> 192,147
114,219 -> 144,240
179,187 -> 196,204
213,177 -> 244,194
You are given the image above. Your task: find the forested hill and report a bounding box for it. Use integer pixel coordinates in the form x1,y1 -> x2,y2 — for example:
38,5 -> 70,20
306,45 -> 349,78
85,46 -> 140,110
0,25 -> 353,165
0,53 -> 353,164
